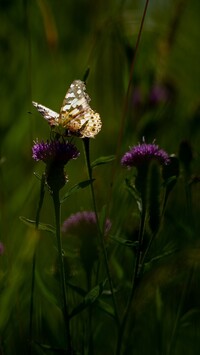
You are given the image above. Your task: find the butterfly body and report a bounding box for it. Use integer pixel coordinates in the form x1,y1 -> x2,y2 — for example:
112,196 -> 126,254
32,80 -> 102,138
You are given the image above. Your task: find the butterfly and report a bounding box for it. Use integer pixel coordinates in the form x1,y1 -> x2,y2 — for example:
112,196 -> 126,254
32,80 -> 102,138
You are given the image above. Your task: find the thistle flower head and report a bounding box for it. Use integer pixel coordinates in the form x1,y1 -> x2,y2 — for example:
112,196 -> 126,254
62,211 -> 111,273
32,139 -> 80,192
62,211 -> 111,238
32,140 -> 80,165
121,141 -> 170,169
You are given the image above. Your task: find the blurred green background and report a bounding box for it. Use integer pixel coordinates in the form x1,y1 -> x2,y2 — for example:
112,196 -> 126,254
1,0 -> 200,354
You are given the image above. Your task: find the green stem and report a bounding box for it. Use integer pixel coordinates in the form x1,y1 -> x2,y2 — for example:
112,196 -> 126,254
83,138 -> 120,326
167,268 -> 193,355
52,190 -> 72,354
29,252 -> 36,354
116,204 -> 146,355
184,176 -> 194,232
29,174 -> 45,353
114,0 -> 150,163
86,269 -> 94,355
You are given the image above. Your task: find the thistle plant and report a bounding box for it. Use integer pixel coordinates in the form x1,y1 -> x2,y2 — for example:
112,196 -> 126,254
62,211 -> 111,284
62,211 -> 112,353
28,76 -> 110,354
117,140 -> 171,354
31,139 -> 80,354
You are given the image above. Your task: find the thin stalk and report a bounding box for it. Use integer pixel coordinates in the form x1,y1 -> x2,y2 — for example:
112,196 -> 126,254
29,252 -> 36,354
29,173 -> 45,353
167,268 -> 193,355
116,205 -> 147,355
115,0 -> 150,162
52,190 -> 72,354
185,177 -> 194,232
86,269 -> 94,355
83,138 -> 120,326
106,0 -> 150,257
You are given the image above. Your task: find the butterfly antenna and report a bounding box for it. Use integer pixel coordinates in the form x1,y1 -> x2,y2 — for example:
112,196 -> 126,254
82,67 -> 90,83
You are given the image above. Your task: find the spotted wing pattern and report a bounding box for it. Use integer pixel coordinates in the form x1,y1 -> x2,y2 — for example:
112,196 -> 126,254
32,101 -> 59,126
59,80 -> 102,138
32,80 -> 102,138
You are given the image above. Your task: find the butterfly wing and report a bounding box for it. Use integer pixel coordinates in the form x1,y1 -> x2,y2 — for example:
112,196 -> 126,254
77,109 -> 102,138
32,101 -> 59,126
59,80 -> 90,125
59,80 -> 102,138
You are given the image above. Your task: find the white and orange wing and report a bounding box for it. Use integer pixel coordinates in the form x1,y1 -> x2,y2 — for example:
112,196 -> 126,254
59,80 -> 102,138
32,101 -> 59,126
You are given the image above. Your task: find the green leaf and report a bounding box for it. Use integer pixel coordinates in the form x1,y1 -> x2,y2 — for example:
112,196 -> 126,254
109,235 -> 138,248
69,279 -> 107,318
33,171 -> 42,180
66,282 -> 86,297
181,309 -> 200,326
61,179 -> 95,202
34,341 -> 66,353
96,299 -> 115,318
99,205 -> 108,234
19,216 -> 55,234
144,248 -> 177,272
125,178 -> 136,195
125,178 -> 142,212
164,175 -> 177,188
155,287 -> 163,321
91,155 -> 115,169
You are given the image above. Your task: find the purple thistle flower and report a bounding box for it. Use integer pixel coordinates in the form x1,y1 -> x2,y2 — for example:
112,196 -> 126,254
62,212 -> 111,272
62,211 -> 111,238
32,140 -> 80,191
121,141 -> 170,169
32,140 -> 80,165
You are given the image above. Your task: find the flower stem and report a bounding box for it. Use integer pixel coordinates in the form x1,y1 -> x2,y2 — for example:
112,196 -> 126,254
29,173 -> 45,354
83,138 -> 120,326
29,252 -> 36,354
86,269 -> 94,355
167,268 -> 193,355
114,0 -> 150,162
52,190 -> 72,354
116,202 -> 147,355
